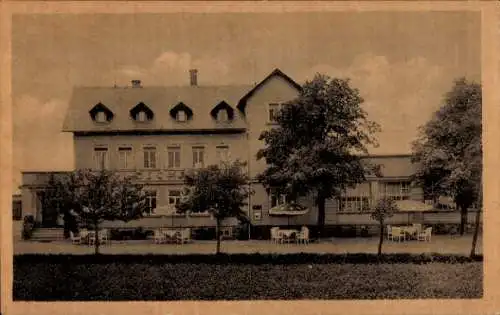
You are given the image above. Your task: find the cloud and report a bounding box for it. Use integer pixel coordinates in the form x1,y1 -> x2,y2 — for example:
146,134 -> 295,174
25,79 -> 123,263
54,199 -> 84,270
300,53 -> 447,154
13,95 -> 74,191
112,51 -> 232,86
12,52 -> 451,191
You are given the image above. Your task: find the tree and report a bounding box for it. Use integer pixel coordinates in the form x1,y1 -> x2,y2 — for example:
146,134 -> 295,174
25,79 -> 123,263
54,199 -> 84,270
470,179 -> 482,258
44,169 -> 148,254
371,197 -> 398,256
257,74 -> 380,238
176,161 -> 251,254
412,78 -> 481,236
42,174 -> 79,237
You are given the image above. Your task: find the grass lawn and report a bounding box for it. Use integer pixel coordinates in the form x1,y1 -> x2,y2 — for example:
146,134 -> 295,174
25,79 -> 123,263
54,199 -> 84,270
14,255 -> 482,300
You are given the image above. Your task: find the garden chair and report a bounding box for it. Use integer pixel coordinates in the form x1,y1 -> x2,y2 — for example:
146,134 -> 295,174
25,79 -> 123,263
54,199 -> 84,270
417,227 -> 432,242
391,227 -> 405,242
70,231 -> 81,245
387,225 -> 392,240
270,227 -> 281,244
80,229 -> 89,245
176,228 -> 191,244
87,231 -> 97,246
296,226 -> 310,245
154,229 -> 166,244
99,229 -> 109,245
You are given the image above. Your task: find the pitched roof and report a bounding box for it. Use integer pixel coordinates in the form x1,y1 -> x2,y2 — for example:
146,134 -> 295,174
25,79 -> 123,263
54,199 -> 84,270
62,68 -> 303,133
63,85 -> 253,132
237,68 -> 302,114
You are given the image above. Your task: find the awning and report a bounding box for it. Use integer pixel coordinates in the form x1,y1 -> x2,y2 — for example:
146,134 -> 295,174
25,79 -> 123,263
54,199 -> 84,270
395,200 -> 434,212
268,203 -> 310,216
436,196 -> 456,209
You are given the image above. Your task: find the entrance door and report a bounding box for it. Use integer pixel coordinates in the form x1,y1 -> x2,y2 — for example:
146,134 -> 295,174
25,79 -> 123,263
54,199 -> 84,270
37,191 -> 59,227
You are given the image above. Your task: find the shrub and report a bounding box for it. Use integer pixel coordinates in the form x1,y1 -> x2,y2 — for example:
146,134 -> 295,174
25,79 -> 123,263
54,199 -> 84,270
22,215 -> 35,240
13,252 -> 483,266
13,256 -> 482,300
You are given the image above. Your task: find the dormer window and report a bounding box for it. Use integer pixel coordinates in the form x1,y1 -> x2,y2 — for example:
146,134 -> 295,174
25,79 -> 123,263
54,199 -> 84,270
170,102 -> 193,122
89,103 -> 114,124
210,101 -> 234,122
177,110 -> 187,122
217,109 -> 229,122
130,102 -> 154,122
95,111 -> 107,123
136,111 -> 147,122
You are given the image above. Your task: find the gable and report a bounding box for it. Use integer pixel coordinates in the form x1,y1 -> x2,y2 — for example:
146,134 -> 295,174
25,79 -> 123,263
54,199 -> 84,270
237,68 -> 302,115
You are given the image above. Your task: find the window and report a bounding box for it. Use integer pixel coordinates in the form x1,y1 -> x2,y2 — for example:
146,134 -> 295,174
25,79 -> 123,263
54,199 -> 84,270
90,103 -> 114,123
216,145 -> 230,163
143,146 -> 157,169
93,147 -> 109,170
118,147 -> 132,169
145,190 -> 157,215
167,146 -> 181,169
192,146 -> 205,168
337,184 -> 371,212
338,196 -> 371,212
268,103 -> 283,123
217,109 -> 229,122
177,110 -> 187,122
270,191 -> 287,208
382,181 -> 411,201
95,111 -> 107,123
136,111 -> 147,122
168,190 -> 182,206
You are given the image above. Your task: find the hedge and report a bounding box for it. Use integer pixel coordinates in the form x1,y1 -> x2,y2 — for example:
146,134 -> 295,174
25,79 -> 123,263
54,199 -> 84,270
13,260 -> 483,300
14,252 -> 483,265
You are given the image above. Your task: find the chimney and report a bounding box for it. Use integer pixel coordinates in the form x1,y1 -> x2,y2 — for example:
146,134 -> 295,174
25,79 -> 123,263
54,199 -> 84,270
189,69 -> 198,86
131,80 -> 142,88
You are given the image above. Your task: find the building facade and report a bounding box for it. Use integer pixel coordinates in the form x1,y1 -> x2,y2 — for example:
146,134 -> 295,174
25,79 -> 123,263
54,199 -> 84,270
20,69 -> 428,229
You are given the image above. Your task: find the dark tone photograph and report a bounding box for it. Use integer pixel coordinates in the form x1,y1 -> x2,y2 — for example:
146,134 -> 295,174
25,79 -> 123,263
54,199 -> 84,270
11,10 -> 482,300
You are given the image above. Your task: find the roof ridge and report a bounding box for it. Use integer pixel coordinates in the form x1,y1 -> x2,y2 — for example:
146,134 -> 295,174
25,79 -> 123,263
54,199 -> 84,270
73,84 -> 255,89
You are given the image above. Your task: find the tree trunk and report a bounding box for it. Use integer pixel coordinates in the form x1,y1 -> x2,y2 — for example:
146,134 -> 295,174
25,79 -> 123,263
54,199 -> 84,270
94,220 -> 100,255
378,222 -> 384,256
470,208 -> 482,258
215,219 -> 221,255
63,212 -> 71,239
459,205 -> 468,236
316,194 -> 326,239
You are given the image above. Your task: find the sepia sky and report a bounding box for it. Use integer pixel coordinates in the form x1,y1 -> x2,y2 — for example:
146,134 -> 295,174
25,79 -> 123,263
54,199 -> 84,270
12,12 -> 481,192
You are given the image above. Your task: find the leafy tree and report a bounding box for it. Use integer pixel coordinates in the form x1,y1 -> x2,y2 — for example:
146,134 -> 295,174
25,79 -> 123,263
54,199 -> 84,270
44,169 -> 148,254
371,197 -> 398,256
412,78 -> 481,236
42,173 -> 79,237
176,161 -> 251,254
257,74 -> 380,237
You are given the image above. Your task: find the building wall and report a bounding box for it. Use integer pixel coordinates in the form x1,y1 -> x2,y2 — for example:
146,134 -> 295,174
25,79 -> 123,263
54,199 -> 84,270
74,133 -> 248,170
21,74 -> 432,228
244,75 -> 301,178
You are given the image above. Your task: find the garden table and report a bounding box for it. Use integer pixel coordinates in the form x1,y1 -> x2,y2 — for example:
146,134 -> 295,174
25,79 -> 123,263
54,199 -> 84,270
162,229 -> 180,243
401,226 -> 418,240
278,229 -> 298,243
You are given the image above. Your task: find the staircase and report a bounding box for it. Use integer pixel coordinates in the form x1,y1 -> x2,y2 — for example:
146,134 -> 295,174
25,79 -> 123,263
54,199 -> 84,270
30,228 -> 65,241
